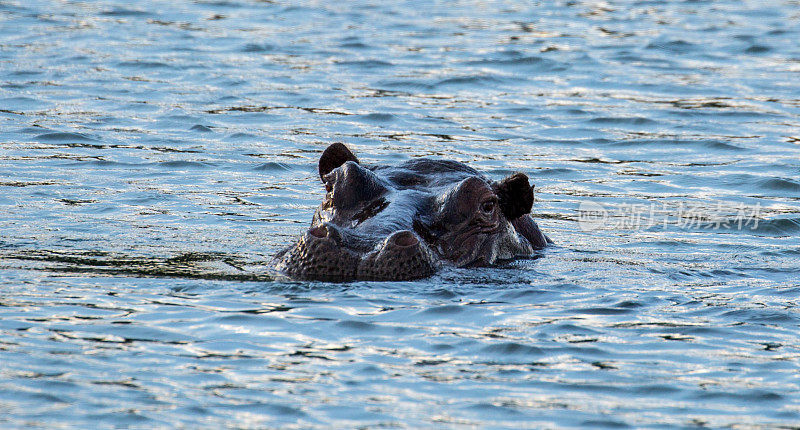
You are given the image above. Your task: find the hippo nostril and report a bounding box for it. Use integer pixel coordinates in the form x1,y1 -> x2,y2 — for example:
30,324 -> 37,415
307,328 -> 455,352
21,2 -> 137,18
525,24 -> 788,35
391,231 -> 418,247
308,225 -> 328,238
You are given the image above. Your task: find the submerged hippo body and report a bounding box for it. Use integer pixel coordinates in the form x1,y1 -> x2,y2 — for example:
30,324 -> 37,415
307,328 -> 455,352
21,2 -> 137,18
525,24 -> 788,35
273,143 -> 551,281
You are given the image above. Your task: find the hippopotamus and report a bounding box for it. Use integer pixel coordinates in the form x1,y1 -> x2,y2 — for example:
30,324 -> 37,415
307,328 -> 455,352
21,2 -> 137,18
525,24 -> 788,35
272,143 -> 551,281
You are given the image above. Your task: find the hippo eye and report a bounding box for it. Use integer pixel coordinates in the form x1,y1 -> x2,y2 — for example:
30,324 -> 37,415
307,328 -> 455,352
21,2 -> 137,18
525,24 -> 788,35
480,200 -> 495,214
324,182 -> 333,193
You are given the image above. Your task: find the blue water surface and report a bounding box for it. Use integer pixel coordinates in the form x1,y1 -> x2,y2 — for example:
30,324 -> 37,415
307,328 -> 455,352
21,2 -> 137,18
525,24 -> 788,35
1,0 -> 800,428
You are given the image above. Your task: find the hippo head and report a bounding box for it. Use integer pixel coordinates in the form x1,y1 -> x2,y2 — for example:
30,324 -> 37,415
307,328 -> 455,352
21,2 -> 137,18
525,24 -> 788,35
273,143 -> 550,281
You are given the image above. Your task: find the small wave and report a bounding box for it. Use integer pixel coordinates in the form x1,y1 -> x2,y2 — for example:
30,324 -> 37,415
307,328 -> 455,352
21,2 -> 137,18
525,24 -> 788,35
229,132 -> 256,139
100,7 -> 150,17
721,309 -> 799,324
692,388 -> 784,403
242,43 -> 275,52
576,307 -> 634,315
535,167 -> 577,176
715,173 -> 800,195
581,419 -> 631,428
588,117 -> 658,125
417,304 -> 463,316
375,79 -> 435,92
645,39 -> 696,53
745,45 -> 771,54
76,159 -> 142,168
336,320 -> 379,332
435,75 -> 506,88
190,124 -> 213,132
157,160 -> 211,169
701,140 -> 744,151
339,42 -> 370,49
335,60 -> 393,69
254,162 -> 292,172
495,288 -> 553,301
480,342 -> 543,356
757,178 -> 800,192
116,60 -> 171,69
36,132 -> 95,142
609,138 -> 744,151
750,218 -> 800,236
353,113 -> 396,123
499,56 -> 548,65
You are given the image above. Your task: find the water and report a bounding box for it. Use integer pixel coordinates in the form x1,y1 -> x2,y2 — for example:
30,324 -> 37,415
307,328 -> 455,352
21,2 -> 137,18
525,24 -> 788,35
2,0 -> 799,427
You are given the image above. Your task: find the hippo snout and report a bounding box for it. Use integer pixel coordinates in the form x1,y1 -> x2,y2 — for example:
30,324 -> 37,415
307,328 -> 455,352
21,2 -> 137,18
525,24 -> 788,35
274,226 -> 436,282
273,224 -> 360,281
357,230 -> 437,281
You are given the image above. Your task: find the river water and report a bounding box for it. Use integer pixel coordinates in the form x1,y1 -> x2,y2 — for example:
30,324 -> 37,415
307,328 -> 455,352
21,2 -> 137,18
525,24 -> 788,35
2,1 -> 800,428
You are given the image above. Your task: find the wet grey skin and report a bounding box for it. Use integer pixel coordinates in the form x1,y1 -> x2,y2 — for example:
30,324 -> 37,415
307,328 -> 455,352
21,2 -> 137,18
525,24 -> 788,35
273,143 -> 551,281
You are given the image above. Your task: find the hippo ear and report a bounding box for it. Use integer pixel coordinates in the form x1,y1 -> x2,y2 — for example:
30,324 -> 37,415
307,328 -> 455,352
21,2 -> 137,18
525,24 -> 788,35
319,143 -> 359,181
493,173 -> 534,219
